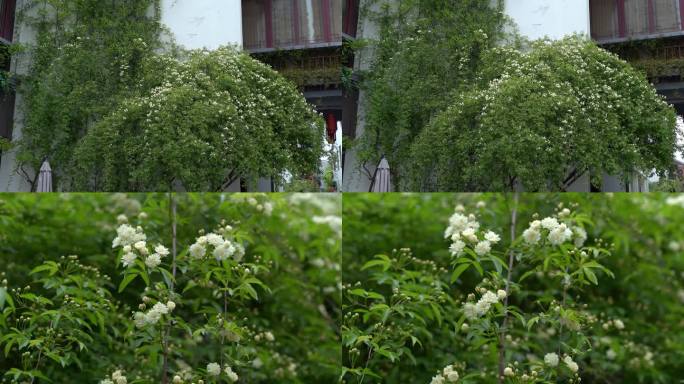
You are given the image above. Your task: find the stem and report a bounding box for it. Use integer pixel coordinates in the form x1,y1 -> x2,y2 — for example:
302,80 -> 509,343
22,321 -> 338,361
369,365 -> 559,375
558,267 -> 569,355
498,192 -> 519,383
171,193 -> 178,285
161,193 -> 178,384
161,325 -> 169,384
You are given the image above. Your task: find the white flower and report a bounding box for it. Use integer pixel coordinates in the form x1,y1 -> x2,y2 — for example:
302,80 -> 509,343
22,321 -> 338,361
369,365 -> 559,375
461,228 -> 478,243
122,245 -> 132,253
522,228 -> 541,244
264,331 -> 275,341
449,240 -> 466,256
476,201 -> 486,209
224,366 -> 238,382
113,224 -> 146,248
121,252 -> 137,268
573,227 -> 587,248
497,289 -> 507,300
134,241 -> 148,255
606,349 -> 616,360
134,312 -> 147,328
463,303 -> 478,320
233,243 -> 245,262
166,301 -> 176,311
446,213 -> 469,237
247,197 -> 258,206
668,241 -> 681,252
155,244 -> 170,257
213,241 -> 235,261
152,302 -> 169,315
544,352 -> 559,367
173,375 -> 182,384
474,240 -> 491,256
548,224 -> 573,245
446,371 -> 459,382
614,319 -> 624,330
484,231 -> 500,243
541,217 -> 560,230
563,356 -> 579,372
100,380 -> 114,384
189,243 -> 207,259
207,362 -> 221,376
430,375 -> 445,384
196,236 -> 208,245
117,214 -> 128,224
529,220 -> 542,230
112,370 -> 126,384
503,367 -> 514,377
263,202 -> 273,216
481,291 -> 499,304
145,253 -> 162,268
206,233 -> 224,247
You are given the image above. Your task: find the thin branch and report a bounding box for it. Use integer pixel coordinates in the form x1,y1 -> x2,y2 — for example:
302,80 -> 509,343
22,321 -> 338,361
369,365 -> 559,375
498,192 -> 519,383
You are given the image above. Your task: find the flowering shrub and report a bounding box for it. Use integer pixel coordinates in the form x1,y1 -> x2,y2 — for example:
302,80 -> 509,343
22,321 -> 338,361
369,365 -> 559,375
342,193 -> 684,383
14,0 -> 323,191
353,0 -> 678,191
409,37 -> 678,191
0,193 -> 341,383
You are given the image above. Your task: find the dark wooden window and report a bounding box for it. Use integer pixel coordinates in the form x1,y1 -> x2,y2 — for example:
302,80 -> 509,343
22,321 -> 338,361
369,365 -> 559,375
591,0 -> 684,42
243,0 -> 341,51
0,0 -> 15,43
343,0 -> 358,38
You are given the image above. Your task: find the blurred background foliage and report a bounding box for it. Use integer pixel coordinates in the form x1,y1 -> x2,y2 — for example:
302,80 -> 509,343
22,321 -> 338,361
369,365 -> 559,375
342,193 -> 684,383
0,193 -> 341,383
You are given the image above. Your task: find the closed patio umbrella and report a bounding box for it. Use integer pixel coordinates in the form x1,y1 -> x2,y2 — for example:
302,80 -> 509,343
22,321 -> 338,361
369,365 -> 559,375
370,156 -> 391,192
36,160 -> 52,192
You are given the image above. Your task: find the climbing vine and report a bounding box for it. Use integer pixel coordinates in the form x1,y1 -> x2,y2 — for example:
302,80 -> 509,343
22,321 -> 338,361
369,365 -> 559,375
13,0 -> 323,191
353,0 -> 679,191
352,0 -> 509,187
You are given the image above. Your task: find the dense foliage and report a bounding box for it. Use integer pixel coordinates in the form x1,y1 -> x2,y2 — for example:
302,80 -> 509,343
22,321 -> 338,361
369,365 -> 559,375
354,0 -> 679,191
409,37 -> 678,191
13,0 -> 322,191
342,193 -> 684,383
353,0 -> 508,188
0,193 -> 341,383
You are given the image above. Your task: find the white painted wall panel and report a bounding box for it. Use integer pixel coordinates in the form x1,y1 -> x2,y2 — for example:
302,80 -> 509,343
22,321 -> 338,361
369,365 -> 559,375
505,0 -> 590,40
161,0 -> 243,50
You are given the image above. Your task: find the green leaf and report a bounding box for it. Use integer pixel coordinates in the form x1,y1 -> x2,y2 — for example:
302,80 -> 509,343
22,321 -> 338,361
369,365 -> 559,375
450,263 -> 470,283
583,267 -> 598,285
118,273 -> 138,293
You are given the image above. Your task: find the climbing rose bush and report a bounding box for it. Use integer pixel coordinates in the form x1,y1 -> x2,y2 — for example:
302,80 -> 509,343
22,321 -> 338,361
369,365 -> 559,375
342,193 -> 684,383
73,47 -> 323,191
409,37 -> 678,191
0,193 -> 340,383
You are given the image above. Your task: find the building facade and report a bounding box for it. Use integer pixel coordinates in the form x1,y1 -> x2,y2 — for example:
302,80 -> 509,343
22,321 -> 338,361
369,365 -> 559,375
0,0 -> 341,192
343,0 -> 665,192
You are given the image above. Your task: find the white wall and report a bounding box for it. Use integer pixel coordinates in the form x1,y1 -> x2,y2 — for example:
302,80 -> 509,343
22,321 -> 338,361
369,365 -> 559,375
161,0 -> 243,50
505,0 -> 590,40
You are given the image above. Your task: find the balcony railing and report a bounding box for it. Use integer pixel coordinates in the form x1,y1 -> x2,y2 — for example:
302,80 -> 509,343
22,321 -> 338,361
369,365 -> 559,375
591,0 -> 684,43
242,0 -> 342,52
0,0 -> 15,43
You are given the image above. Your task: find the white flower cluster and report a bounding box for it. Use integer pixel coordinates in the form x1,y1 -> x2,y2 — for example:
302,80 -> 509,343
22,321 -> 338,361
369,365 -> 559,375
666,195 -> 684,208
521,213 -> 586,247
100,370 -> 127,384
189,231 -> 245,262
463,289 -> 507,320
206,362 -> 238,382
563,355 -> 579,373
544,352 -> 559,367
133,300 -> 176,328
445,210 -> 500,257
112,223 -> 170,269
429,364 -> 459,383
